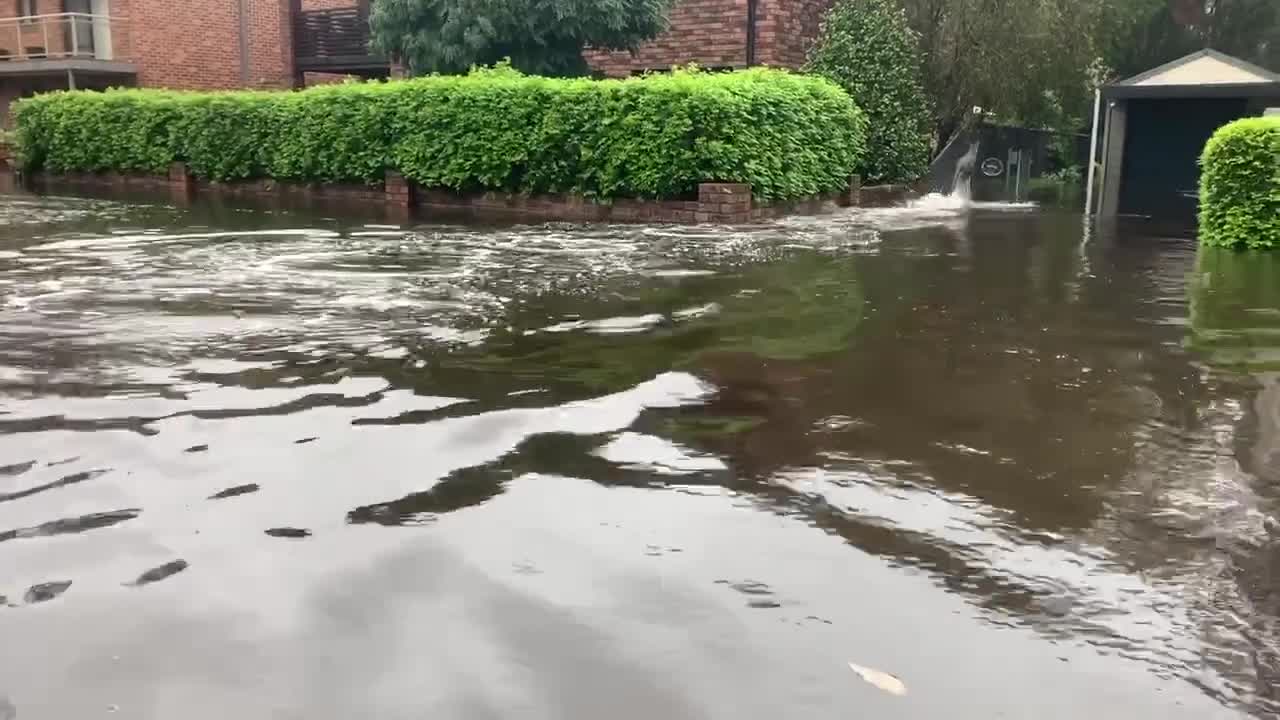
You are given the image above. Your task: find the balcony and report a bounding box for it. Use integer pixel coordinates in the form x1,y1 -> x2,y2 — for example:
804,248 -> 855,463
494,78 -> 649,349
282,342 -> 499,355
293,2 -> 388,75
0,12 -> 134,79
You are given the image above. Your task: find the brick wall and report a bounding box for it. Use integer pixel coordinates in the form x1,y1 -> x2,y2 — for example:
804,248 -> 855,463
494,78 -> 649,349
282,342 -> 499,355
586,0 -> 749,76
0,0 -> 71,60
585,0 -> 830,77
0,0 -> 831,110
755,0 -> 831,68
123,0 -> 294,90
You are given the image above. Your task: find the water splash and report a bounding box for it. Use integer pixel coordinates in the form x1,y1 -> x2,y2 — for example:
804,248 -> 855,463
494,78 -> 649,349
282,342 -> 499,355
952,141 -> 980,204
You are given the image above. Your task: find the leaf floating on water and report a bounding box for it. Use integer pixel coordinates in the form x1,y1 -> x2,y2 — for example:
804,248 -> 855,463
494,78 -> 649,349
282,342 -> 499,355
265,527 -> 312,539
24,580 -> 72,604
847,661 -> 907,696
128,559 -> 189,587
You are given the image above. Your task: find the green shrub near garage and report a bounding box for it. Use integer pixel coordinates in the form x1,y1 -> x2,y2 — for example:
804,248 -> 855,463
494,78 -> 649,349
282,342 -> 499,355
1199,116 -> 1280,250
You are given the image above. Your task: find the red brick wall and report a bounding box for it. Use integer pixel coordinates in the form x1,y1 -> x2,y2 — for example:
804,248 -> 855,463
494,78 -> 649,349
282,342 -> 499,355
0,0 -> 70,59
123,0 -> 294,90
586,0 -> 749,76
755,0 -> 832,69
585,0 -> 830,77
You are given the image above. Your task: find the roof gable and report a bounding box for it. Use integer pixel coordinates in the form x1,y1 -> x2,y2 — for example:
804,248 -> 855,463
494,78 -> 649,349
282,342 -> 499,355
1118,49 -> 1279,87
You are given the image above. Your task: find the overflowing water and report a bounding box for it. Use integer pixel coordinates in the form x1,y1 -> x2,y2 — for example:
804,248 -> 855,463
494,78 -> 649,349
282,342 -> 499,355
0,192 -> 1278,719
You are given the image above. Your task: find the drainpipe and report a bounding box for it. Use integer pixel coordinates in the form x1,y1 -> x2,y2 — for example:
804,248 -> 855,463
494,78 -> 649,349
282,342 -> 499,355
237,0 -> 251,85
746,0 -> 758,67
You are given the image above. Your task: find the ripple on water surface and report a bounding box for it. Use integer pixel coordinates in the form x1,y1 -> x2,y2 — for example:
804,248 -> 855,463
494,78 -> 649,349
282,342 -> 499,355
0,193 -> 1274,719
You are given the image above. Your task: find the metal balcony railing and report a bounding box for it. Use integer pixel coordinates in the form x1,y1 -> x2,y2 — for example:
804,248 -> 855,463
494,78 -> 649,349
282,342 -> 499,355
0,12 -> 129,63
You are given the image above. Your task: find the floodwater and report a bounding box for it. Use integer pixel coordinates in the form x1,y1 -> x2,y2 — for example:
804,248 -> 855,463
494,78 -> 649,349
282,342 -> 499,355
0,191 -> 1278,719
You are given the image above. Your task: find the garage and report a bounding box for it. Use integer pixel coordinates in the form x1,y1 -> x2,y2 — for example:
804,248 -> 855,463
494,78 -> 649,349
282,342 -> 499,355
1088,49 -> 1280,225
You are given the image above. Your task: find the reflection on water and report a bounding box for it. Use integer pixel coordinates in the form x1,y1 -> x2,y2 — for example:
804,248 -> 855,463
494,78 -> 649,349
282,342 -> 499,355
0,193 -> 1277,718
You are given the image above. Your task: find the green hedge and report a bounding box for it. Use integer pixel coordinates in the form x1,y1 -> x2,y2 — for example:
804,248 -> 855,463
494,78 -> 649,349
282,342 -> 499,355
13,67 -> 866,203
1199,116 -> 1280,250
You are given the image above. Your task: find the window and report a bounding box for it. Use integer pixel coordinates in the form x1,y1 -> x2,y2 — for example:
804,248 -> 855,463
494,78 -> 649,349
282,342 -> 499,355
18,0 -> 37,22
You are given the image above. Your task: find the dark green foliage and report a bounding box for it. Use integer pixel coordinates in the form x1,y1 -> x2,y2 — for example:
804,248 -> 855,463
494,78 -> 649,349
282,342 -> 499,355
13,68 -> 865,203
369,0 -> 672,77
1189,245 -> 1280,369
806,0 -> 931,184
1198,116 -> 1280,250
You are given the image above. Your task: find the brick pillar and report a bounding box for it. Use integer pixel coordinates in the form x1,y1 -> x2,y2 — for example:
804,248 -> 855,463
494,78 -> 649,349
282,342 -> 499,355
844,174 -> 861,207
385,170 -> 413,220
696,182 -> 752,223
284,0 -> 302,88
169,162 -> 195,205
0,143 -> 15,193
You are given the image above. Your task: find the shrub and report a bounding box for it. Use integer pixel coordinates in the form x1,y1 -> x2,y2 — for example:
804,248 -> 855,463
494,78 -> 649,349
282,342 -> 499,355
806,0 -> 931,184
13,68 -> 866,203
1198,116 -> 1280,250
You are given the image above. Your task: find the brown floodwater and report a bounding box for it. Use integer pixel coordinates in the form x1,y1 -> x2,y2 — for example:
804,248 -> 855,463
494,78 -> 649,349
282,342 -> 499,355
0,192 -> 1278,719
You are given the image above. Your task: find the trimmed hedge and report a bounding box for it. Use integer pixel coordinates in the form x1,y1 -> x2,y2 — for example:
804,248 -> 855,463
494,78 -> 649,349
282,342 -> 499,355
1199,116 -> 1280,250
13,67 -> 866,203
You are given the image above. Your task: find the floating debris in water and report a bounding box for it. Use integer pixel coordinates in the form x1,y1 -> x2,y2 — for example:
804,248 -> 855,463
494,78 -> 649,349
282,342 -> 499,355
24,580 -> 72,604
847,661 -> 907,696
209,483 -> 260,500
128,560 -> 189,587
265,528 -> 312,539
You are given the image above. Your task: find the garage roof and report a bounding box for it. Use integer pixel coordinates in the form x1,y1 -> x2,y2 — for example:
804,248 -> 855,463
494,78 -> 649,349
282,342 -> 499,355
1103,49 -> 1280,100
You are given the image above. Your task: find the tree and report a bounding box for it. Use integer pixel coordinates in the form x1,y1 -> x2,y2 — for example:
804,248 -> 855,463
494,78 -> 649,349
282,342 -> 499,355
895,0 -> 1105,147
369,0 -> 673,77
1098,0 -> 1280,79
806,0 -> 932,184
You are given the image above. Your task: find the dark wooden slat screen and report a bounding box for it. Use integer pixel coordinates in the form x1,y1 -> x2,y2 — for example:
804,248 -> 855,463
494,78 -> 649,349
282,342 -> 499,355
294,6 -> 385,71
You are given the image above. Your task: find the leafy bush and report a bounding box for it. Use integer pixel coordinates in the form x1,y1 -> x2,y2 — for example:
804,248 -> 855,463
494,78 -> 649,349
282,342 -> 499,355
13,68 -> 866,203
806,0 -> 931,184
1199,116 -> 1280,250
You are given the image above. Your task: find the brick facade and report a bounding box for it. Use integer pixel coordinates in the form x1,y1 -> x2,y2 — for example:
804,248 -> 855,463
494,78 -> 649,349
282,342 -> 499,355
755,0 -> 832,69
0,0 -> 834,123
586,0 -> 833,76
122,0 -> 294,90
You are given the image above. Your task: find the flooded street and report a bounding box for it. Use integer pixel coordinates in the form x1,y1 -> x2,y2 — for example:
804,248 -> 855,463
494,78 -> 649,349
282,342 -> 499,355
2,193 -> 1279,719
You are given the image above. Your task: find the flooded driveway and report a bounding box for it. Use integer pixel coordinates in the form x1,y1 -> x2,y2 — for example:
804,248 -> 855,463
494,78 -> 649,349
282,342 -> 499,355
0,193 -> 1278,719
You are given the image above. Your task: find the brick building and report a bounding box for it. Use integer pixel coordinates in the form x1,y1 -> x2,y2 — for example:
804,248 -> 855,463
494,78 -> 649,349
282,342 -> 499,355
0,0 -> 833,123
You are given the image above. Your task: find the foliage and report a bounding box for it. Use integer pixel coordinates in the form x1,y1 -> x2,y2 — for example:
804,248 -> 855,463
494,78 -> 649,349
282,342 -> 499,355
12,68 -> 866,203
806,0 -> 931,184
1100,0 -> 1279,81
369,0 -> 673,77
1198,116 -> 1280,250
895,0 -> 1278,150
1027,167 -> 1083,206
896,0 -> 1102,146
1188,245 -> 1280,369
